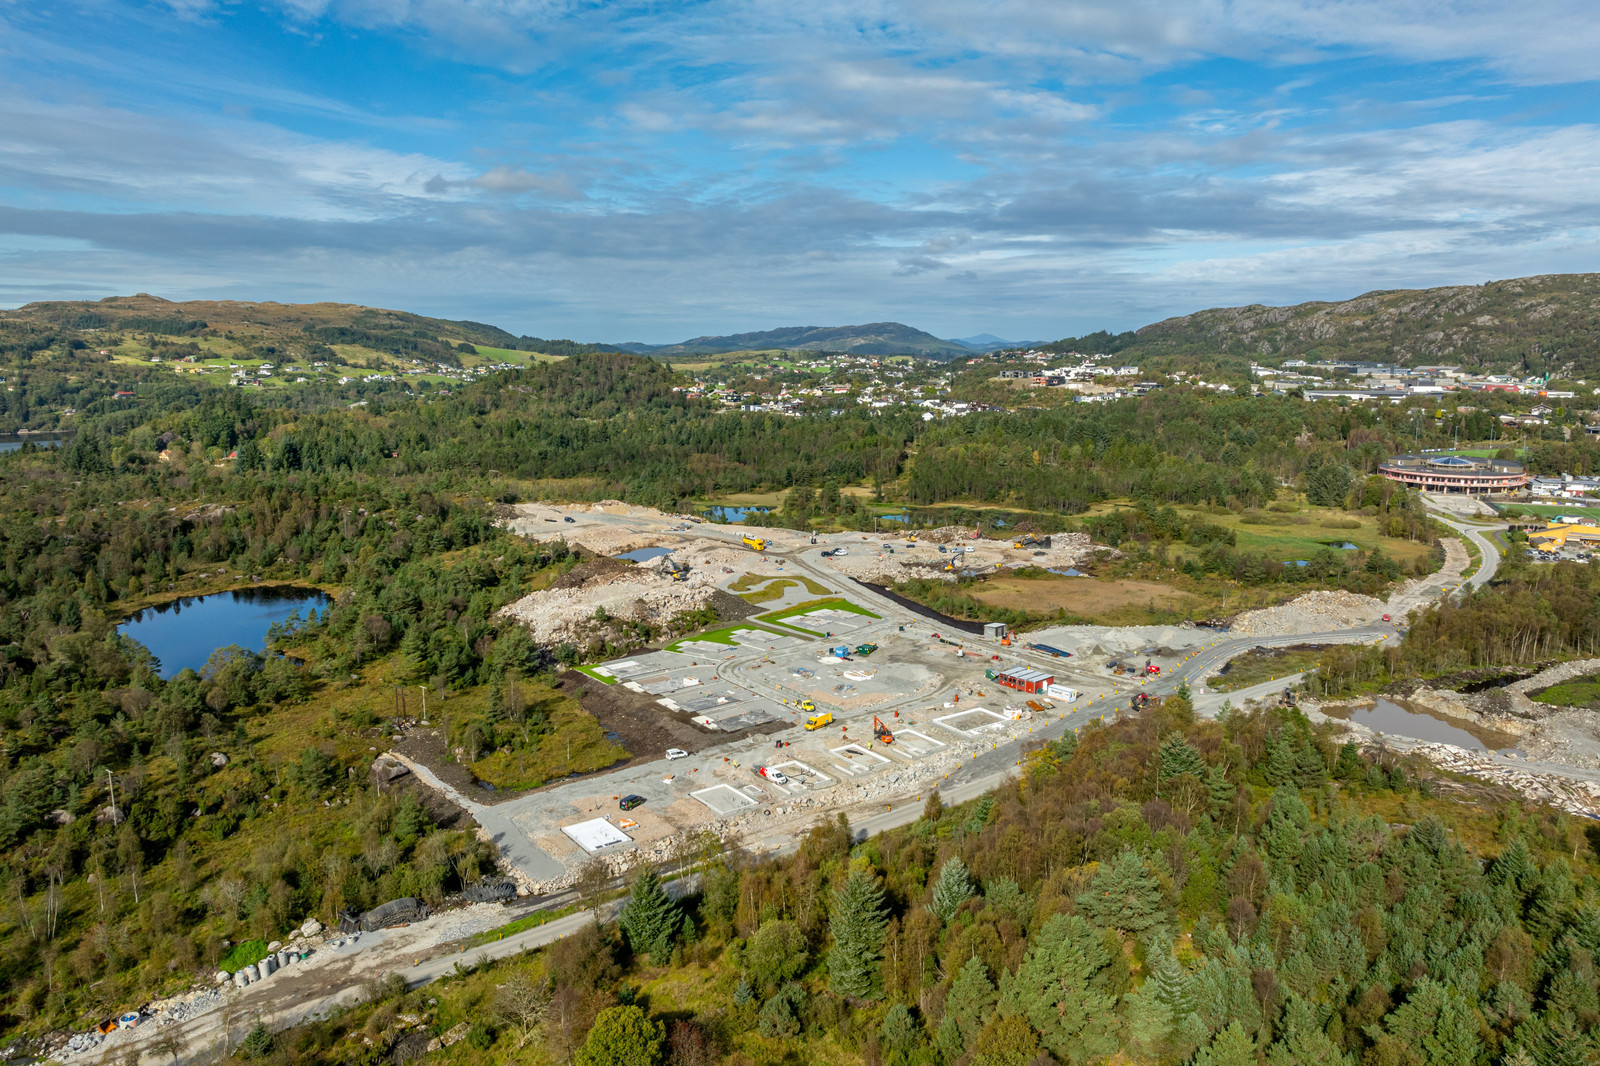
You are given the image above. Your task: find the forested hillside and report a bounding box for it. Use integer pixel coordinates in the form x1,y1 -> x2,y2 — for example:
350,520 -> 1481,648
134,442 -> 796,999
0,324 -> 1597,1052
0,293 -> 617,364
258,698 -> 1600,1066
1046,273 -> 1600,377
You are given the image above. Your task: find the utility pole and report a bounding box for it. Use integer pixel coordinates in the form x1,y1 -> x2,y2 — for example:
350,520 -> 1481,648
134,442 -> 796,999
420,686 -> 428,725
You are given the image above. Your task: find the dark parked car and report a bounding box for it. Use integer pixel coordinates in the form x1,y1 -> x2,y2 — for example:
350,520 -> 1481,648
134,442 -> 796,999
619,794 -> 646,811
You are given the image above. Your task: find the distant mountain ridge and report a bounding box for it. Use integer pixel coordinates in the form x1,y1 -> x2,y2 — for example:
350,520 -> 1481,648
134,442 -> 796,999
616,321 -> 976,359
0,293 -> 623,358
1047,273 -> 1600,376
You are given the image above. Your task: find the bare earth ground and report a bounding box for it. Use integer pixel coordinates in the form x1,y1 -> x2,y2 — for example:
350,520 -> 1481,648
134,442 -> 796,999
971,576 -> 1198,615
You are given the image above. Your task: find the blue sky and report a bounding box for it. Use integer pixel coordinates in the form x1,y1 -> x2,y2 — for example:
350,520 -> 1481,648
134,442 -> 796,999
1,1 -> 1597,343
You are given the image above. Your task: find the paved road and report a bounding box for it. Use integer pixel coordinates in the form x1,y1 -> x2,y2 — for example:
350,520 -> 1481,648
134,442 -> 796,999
106,508 -> 1511,1062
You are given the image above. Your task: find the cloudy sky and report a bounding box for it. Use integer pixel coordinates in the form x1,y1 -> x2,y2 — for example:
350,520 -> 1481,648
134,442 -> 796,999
1,1 -> 1597,342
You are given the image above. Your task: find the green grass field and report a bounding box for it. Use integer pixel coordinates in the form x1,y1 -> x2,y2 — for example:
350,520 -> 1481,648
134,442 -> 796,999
470,344 -> 565,365
663,622 -> 797,652
1532,673 -> 1600,708
1207,647 -> 1325,691
758,596 -> 881,624
1125,499 -> 1438,568
1501,502 -> 1600,520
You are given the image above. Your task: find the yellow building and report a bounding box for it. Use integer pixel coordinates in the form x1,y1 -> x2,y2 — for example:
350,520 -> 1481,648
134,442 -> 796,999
1527,522 -> 1600,551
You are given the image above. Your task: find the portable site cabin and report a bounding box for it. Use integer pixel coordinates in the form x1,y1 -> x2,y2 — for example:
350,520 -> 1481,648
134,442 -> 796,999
984,622 -> 1009,641
994,667 -> 1054,694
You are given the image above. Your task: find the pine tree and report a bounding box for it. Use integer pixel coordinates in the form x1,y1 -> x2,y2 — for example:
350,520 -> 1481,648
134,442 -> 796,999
881,1003 -> 921,1056
1158,733 -> 1205,786
1265,733 -> 1297,786
828,871 -> 889,1000
943,955 -> 998,1051
1126,933 -> 1203,1059
1267,995 -> 1349,1066
1077,849 -> 1165,934
1294,733 -> 1327,785
618,868 -> 679,963
1365,978 -> 1482,1066
1526,860 -> 1576,939
1207,763 -> 1234,808
1489,838 -> 1539,901
929,857 -> 976,923
998,913 -> 1119,1063
964,795 -> 995,835
1148,944 -> 1197,1019
1333,741 -> 1364,780
1195,1021 -> 1257,1066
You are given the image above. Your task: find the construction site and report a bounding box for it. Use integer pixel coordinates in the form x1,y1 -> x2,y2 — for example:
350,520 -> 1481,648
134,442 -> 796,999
417,502 -> 1244,895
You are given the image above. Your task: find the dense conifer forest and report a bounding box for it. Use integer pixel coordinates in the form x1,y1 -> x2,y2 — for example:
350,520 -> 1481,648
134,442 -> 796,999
2,329 -> 1598,1061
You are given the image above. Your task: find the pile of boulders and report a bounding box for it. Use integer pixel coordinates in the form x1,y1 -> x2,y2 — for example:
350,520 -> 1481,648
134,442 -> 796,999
1231,590 -> 1386,636
501,578 -> 716,646
1370,739 -> 1600,820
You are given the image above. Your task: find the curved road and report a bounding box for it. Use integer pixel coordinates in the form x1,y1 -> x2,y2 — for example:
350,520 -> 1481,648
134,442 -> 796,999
100,508 -> 1506,1063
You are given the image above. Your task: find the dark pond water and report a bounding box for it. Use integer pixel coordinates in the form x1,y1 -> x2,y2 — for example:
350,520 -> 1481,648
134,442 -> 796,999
118,587 -> 329,678
703,505 -> 773,523
1323,697 -> 1517,751
616,547 -> 673,562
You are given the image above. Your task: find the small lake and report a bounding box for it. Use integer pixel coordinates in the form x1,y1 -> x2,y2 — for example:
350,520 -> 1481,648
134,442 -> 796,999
1323,697 -> 1517,751
118,587 -> 329,679
703,505 -> 773,523
616,547 -> 673,562
877,513 -> 909,524
0,437 -> 69,453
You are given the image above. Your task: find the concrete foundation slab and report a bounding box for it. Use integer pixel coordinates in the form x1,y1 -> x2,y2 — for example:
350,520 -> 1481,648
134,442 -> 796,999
730,629 -> 808,649
935,707 -> 1011,735
892,728 -> 946,755
561,818 -> 633,853
691,784 -> 760,816
830,743 -> 892,774
767,760 -> 832,789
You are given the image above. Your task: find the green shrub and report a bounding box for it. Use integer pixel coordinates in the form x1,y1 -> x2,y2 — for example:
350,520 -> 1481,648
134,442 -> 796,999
220,940 -> 268,973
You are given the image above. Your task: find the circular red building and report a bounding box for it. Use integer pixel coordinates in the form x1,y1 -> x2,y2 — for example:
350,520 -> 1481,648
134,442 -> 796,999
1377,453 -> 1527,494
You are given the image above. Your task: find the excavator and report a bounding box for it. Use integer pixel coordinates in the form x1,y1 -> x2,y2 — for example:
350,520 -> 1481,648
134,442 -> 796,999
873,716 -> 894,744
1012,534 -> 1052,549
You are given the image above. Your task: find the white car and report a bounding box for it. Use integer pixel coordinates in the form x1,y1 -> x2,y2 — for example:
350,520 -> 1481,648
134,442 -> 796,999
832,548 -> 848,556
666,748 -> 689,760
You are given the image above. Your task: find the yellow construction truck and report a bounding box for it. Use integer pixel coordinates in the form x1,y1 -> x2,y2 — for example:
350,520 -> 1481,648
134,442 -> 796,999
805,710 -> 834,730
741,534 -> 767,552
